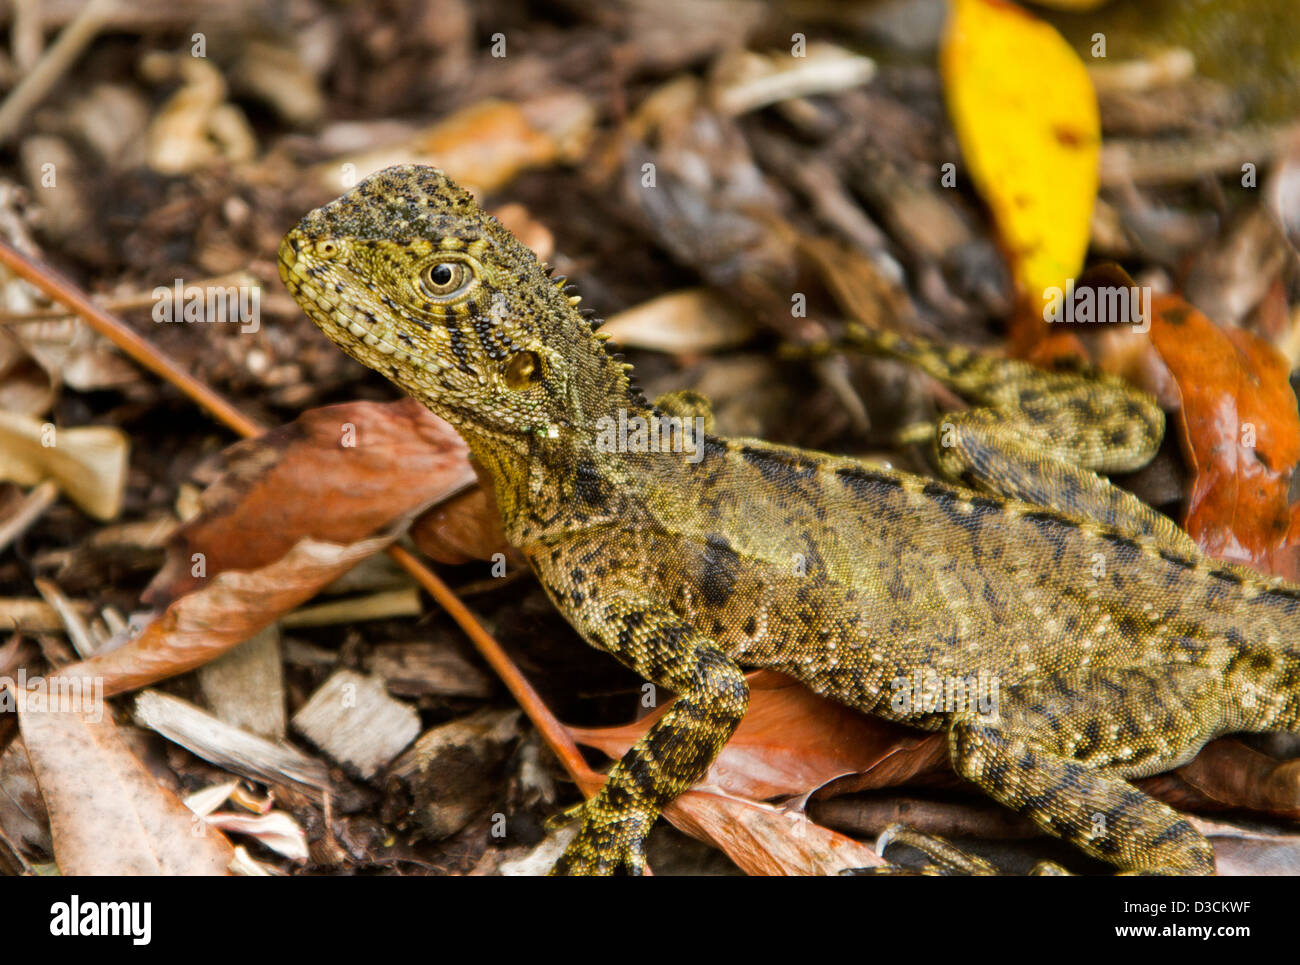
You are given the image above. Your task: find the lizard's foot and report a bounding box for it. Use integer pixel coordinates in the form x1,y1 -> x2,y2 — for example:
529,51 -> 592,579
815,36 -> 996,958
841,823 -> 1002,876
549,798 -> 655,876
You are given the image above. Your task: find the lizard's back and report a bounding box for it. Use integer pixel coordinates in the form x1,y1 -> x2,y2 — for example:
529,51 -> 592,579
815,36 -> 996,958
536,433 -> 1300,734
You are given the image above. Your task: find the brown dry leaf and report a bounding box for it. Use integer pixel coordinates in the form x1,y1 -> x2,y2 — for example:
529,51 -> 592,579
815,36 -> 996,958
18,702 -> 234,874
146,397 -> 474,606
664,789 -> 886,875
318,95 -> 594,196
571,671 -> 949,872
1138,738 -> 1300,821
61,527 -> 406,697
409,485 -> 508,565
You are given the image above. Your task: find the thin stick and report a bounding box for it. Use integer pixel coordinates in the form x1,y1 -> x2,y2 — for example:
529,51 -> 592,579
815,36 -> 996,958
0,0 -> 116,145
0,238 -> 599,789
0,243 -> 264,438
0,478 -> 57,553
390,546 -> 599,791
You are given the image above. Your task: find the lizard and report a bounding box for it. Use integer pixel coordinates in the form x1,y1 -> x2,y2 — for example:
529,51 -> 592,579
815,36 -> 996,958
278,163 -> 1300,876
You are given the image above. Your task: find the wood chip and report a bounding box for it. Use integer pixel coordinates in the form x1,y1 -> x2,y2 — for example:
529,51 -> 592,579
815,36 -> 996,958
197,625 -> 286,739
385,709 -> 522,840
134,689 -> 329,794
367,641 -> 494,700
291,670 -> 419,780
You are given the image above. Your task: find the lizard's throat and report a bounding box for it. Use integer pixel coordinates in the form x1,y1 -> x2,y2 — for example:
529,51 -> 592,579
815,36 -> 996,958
457,409 -> 648,545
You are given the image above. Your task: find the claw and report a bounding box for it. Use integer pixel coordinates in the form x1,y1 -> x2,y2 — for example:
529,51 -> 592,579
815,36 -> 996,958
864,823 -> 1002,876
544,798 -> 589,833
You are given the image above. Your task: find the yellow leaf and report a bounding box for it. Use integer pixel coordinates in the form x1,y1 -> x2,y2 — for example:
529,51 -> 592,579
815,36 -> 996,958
941,0 -> 1100,317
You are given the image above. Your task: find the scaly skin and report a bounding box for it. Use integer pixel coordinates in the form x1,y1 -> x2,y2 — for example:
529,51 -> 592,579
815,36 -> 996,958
279,164 -> 1300,875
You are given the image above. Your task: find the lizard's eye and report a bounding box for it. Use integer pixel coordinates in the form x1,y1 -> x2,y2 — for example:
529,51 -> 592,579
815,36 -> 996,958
504,351 -> 542,390
419,261 -> 473,300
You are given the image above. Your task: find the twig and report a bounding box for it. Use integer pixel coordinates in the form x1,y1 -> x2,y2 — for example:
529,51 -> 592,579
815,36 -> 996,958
0,271 -> 260,325
389,546 -> 599,793
0,0 -> 116,145
0,243 -> 263,437
0,478 -> 57,553
0,238 -> 600,791
33,578 -> 96,658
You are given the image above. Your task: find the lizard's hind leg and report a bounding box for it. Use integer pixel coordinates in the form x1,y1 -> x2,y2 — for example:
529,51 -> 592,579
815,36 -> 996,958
949,668 -> 1225,875
831,326 -> 1197,556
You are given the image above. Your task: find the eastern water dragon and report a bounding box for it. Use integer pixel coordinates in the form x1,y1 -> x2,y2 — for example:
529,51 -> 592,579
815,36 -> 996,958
278,164 -> 1300,876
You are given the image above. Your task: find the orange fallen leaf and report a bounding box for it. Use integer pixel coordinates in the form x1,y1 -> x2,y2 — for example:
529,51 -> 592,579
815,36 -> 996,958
62,399 -> 479,695
319,96 -> 594,196
665,789 -> 886,875
570,671 -> 950,873
1139,738 -> 1300,822
410,485 -> 508,565
63,527 -> 408,696
1147,294 -> 1300,572
570,670 -> 944,801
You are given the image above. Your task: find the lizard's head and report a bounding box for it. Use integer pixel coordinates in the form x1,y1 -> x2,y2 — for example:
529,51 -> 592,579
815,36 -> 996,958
278,164 -> 633,449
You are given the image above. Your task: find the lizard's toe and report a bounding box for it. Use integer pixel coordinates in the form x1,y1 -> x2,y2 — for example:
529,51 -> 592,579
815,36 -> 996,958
549,801 -> 654,876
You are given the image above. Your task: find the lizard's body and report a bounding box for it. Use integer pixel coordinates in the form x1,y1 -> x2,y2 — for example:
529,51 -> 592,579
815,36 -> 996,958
280,165 -> 1300,875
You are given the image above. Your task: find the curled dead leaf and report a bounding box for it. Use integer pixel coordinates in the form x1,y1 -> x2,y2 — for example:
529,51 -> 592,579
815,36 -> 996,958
1147,294 -> 1300,573
145,397 -> 474,606
63,527 -> 408,696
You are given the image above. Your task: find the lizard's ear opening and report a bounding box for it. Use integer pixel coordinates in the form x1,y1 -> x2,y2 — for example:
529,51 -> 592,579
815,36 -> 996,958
504,350 -> 543,390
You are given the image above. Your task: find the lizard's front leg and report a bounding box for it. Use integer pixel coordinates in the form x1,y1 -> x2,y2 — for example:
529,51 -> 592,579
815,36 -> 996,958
551,589 -> 749,875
